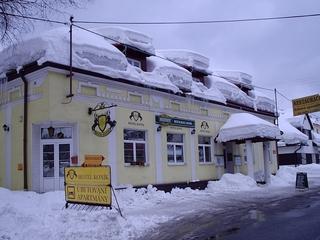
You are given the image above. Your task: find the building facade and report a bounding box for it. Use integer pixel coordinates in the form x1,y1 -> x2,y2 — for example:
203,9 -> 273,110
0,27 -> 278,192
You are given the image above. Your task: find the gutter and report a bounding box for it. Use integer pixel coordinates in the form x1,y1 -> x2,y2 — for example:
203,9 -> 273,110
19,69 -> 28,190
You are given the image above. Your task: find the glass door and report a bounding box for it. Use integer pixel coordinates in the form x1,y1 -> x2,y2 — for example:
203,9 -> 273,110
41,141 -> 72,192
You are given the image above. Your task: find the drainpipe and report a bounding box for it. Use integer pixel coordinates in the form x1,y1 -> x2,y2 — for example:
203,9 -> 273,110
294,143 -> 303,166
19,70 -> 28,190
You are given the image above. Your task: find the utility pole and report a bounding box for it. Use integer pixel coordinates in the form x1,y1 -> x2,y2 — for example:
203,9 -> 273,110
67,16 -> 74,98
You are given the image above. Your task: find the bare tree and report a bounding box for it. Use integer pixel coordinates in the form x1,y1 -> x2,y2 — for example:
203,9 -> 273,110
0,0 -> 86,45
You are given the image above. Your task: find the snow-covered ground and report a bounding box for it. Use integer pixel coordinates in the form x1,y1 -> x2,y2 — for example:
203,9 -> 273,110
1,164 -> 320,240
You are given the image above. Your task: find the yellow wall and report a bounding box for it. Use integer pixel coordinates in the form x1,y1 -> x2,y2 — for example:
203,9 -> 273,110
0,70 -> 279,190
115,107 -> 156,186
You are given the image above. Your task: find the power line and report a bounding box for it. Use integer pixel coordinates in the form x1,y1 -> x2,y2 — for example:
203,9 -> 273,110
0,12 -> 68,25
74,13 -> 320,25
276,89 -> 292,102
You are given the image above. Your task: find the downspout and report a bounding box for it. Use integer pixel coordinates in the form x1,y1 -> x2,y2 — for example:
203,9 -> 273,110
19,70 -> 28,190
294,143 -> 303,166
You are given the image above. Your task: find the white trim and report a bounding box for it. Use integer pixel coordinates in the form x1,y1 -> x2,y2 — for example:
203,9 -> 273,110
167,133 -> 185,165
108,107 -> 118,186
155,128 -> 163,183
246,140 -> 254,179
123,129 -> 148,164
190,132 -> 196,181
127,58 -> 142,69
4,104 -> 12,189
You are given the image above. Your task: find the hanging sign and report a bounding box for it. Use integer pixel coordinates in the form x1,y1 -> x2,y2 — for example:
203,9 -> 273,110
64,166 -> 111,206
89,103 -> 117,137
155,114 -> 195,128
292,94 -> 320,116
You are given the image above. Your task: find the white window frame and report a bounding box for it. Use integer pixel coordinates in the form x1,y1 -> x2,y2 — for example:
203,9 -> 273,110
123,129 -> 148,166
127,58 -> 142,69
198,136 -> 213,164
167,133 -> 185,165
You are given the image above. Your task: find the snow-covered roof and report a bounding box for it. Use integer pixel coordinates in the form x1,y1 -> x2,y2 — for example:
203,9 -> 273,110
287,116 -> 305,128
157,49 -> 211,73
216,113 -> 281,142
94,26 -> 155,55
250,90 -> 275,113
205,76 -> 254,108
213,70 -> 253,89
0,27 -> 141,82
312,131 -> 320,146
146,56 -> 192,91
278,118 -> 308,145
188,81 -> 226,104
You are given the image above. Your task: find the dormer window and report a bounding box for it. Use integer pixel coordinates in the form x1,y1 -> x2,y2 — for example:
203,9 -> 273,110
127,58 -> 142,69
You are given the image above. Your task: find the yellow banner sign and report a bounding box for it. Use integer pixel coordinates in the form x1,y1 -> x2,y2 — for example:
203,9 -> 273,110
292,94 -> 320,116
64,166 -> 111,206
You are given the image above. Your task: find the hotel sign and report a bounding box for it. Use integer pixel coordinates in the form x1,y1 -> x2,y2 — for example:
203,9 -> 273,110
155,115 -> 195,128
64,166 -> 111,207
292,94 -> 320,116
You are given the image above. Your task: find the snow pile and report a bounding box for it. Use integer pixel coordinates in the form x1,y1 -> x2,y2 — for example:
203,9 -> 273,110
188,80 -> 226,104
216,113 -> 281,142
213,70 -> 253,89
270,166 -> 298,187
278,118 -> 308,145
95,26 -> 155,55
205,76 -> 255,108
157,49 -> 211,73
250,90 -> 275,113
146,56 -> 191,91
207,173 -> 258,192
1,165 -> 320,240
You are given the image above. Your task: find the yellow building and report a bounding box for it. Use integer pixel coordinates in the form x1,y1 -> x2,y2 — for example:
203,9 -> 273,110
0,27 -> 279,192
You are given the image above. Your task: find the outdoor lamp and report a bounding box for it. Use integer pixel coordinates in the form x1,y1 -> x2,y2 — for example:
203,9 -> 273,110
2,124 -> 9,132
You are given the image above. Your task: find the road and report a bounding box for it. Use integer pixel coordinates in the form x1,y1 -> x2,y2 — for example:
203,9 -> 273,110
139,187 -> 320,240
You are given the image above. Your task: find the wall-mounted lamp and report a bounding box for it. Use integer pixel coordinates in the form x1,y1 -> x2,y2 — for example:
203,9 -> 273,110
191,129 -> 196,135
2,124 -> 10,132
157,125 -> 162,132
47,126 -> 55,138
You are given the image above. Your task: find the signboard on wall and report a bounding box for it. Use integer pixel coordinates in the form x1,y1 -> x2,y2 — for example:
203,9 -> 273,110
155,114 -> 195,128
292,94 -> 320,116
64,166 -> 111,206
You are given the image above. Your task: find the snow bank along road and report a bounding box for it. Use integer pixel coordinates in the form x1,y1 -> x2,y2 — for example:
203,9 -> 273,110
0,164 -> 320,240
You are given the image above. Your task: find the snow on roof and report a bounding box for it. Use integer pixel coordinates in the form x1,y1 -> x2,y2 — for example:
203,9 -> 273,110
94,26 -> 155,55
278,118 -> 308,145
157,49 -> 211,73
312,131 -> 320,146
0,27 -> 191,93
250,90 -> 275,113
188,81 -> 226,104
213,70 -> 253,89
205,76 -> 254,108
216,113 -> 281,142
147,56 -> 193,91
287,116 -> 305,128
0,27 -> 142,82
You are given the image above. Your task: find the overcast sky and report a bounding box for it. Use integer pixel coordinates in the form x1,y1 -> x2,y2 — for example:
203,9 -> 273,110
28,0 -> 320,112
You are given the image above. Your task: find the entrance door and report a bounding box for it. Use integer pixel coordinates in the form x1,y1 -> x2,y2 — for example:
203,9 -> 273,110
225,143 -> 234,173
41,140 -> 72,192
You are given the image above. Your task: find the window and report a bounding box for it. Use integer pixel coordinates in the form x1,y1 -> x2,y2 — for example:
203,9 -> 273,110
124,129 -> 146,165
127,58 -> 141,68
198,136 -> 212,163
167,133 -> 184,164
171,102 -> 180,111
200,108 -> 208,116
129,93 -> 142,104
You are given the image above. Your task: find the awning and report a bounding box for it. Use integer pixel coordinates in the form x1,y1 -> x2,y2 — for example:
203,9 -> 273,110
216,113 -> 281,143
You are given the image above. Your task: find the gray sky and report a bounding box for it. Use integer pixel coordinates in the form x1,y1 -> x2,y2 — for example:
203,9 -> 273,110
32,0 -> 320,111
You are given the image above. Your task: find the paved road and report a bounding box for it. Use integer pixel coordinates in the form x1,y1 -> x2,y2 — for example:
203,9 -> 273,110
140,187 -> 320,240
